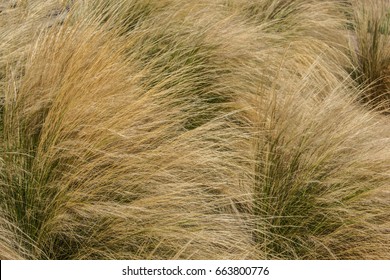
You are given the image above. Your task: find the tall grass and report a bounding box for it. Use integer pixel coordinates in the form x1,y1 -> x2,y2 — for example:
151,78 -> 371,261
0,18 -> 257,259
0,0 -> 389,259
348,0 -> 390,110
246,72 -> 390,259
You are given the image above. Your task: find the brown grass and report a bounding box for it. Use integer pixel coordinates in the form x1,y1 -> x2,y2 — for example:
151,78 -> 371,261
0,0 -> 389,259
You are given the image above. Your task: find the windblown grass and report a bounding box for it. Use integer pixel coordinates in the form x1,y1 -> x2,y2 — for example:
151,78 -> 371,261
246,70 -> 390,259
348,0 -> 390,110
0,18 -> 256,259
0,0 -> 389,259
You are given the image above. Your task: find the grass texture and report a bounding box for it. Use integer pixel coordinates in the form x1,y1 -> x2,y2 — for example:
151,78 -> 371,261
0,0 -> 389,259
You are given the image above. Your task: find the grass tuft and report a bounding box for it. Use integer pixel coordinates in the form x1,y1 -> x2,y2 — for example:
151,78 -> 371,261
0,0 -> 389,259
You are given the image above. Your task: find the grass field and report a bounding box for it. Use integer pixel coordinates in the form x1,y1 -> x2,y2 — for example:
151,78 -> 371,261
0,0 -> 389,259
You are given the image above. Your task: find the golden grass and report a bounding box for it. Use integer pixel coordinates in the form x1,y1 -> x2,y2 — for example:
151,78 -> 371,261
348,0 -> 390,110
0,0 -> 389,259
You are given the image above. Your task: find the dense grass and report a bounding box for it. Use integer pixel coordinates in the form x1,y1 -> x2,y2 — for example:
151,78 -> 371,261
0,0 -> 389,259
348,0 -> 390,110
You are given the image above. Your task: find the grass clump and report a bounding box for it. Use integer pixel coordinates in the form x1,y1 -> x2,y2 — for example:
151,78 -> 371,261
0,19 -> 256,259
0,0 -> 389,260
348,0 -> 390,110
246,75 -> 390,259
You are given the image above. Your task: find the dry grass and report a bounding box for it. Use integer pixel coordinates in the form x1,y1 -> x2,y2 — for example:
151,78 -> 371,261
348,0 -> 390,110
0,0 -> 389,259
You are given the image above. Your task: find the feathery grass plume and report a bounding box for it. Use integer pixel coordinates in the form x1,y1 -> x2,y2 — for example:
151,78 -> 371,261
0,13 -> 258,259
221,1 -> 390,258
75,0 -> 265,130
71,0 -> 170,31
226,0 -> 354,94
226,0 -> 349,49
0,0 -> 70,70
348,0 -> 390,110
1,0 -> 390,260
0,0 -> 71,125
243,60 -> 390,259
